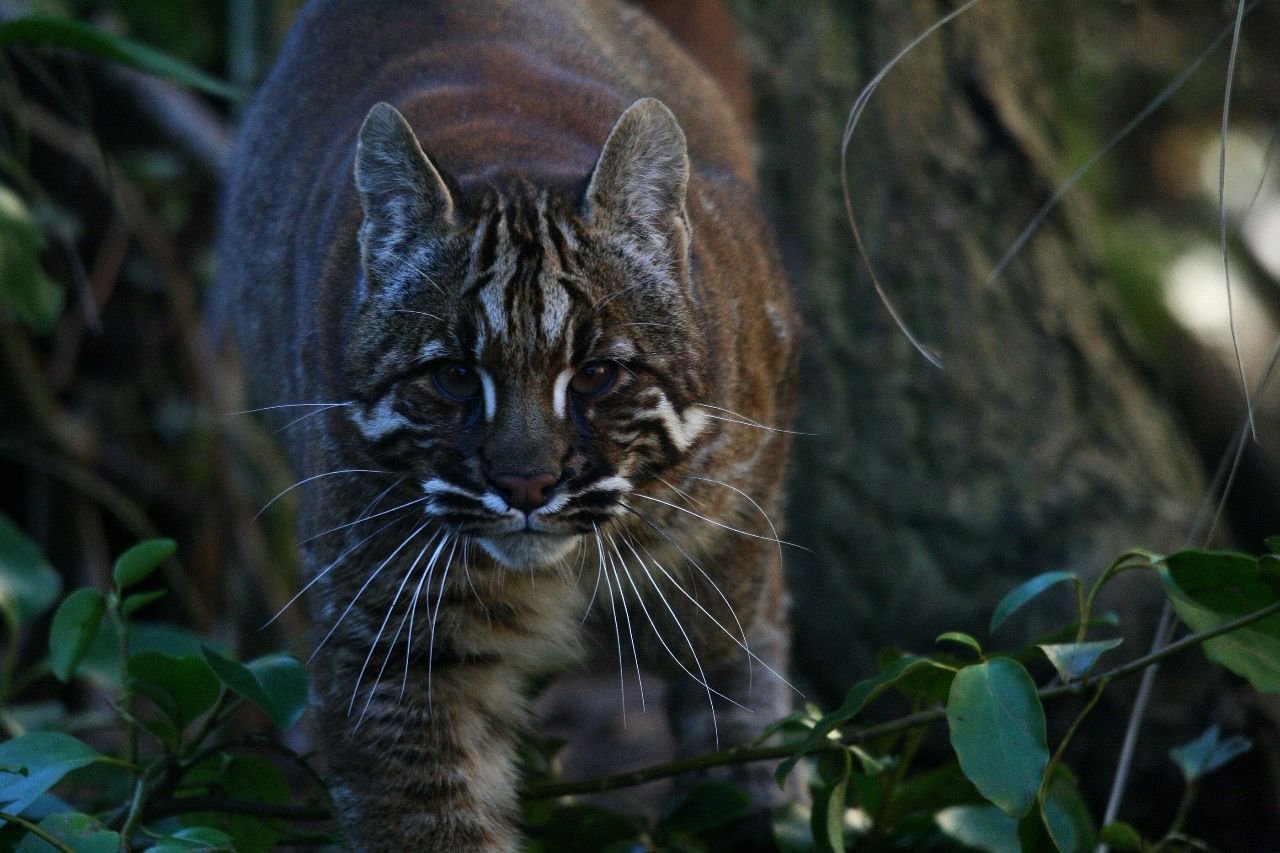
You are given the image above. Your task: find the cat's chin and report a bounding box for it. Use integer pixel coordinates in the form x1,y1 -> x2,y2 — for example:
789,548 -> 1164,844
478,531 -> 578,569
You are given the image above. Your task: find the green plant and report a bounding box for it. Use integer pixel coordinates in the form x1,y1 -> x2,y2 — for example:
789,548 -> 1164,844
516,540 -> 1280,852
0,517 -> 332,852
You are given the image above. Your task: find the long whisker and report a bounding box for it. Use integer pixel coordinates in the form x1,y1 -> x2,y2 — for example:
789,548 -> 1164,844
603,531 -> 646,712
253,468 -> 390,520
629,493 -> 807,550
582,525 -> 606,624
698,404 -> 816,436
402,532 -> 456,702
308,521 -> 430,663
686,475 -> 786,565
348,529 -> 443,716
275,402 -> 352,433
607,535 -> 731,748
624,529 -> 801,698
598,541 -> 627,725
426,536 -> 460,708
621,504 -> 754,690
297,496 -> 430,545
260,511 -> 412,629
227,401 -> 351,416
389,309 -> 443,320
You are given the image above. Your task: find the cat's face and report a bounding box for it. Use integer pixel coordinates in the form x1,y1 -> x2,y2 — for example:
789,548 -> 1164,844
343,101 -> 709,568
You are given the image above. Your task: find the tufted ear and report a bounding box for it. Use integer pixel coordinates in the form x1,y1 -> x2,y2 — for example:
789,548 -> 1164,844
583,98 -> 690,260
354,102 -> 454,285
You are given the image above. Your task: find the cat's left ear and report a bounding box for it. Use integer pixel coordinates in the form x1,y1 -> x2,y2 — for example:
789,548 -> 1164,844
354,102 -> 455,281
584,98 -> 690,261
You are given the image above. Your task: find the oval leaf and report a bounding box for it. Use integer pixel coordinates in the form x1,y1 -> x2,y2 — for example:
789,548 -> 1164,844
1161,568 -> 1280,692
777,655 -> 952,785
121,589 -> 166,616
935,804 -> 1019,853
1169,725 -> 1253,783
0,732 -> 106,822
113,538 -> 176,590
1036,638 -> 1122,683
15,812 -> 119,853
202,647 -> 309,729
990,572 -> 1077,634
937,631 -> 984,657
49,588 -> 106,683
0,17 -> 242,100
128,651 -> 220,730
1098,822 -> 1144,850
946,658 -> 1049,818
0,512 -> 62,627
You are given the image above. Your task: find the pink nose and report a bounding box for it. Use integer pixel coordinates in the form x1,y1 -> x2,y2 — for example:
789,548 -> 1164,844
495,473 -> 558,512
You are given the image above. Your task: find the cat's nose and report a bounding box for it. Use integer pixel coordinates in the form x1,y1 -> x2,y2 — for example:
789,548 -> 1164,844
494,472 -> 558,512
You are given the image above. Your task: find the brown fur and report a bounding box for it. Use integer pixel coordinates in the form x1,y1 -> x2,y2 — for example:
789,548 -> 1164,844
217,1 -> 798,849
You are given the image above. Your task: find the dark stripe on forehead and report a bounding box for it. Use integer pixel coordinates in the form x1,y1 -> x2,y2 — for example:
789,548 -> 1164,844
474,208 -> 503,273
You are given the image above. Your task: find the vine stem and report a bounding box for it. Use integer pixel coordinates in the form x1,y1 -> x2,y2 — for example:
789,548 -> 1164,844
0,812 -> 77,853
525,598 -> 1280,800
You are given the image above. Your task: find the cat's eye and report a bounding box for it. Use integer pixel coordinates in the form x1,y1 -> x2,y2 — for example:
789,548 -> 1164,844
571,362 -> 618,398
432,361 -> 481,401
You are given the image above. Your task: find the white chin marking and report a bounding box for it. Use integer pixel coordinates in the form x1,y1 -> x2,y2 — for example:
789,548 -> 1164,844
479,533 -> 577,569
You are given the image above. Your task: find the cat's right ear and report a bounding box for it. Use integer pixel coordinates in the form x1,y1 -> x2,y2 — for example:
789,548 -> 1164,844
354,103 -> 455,281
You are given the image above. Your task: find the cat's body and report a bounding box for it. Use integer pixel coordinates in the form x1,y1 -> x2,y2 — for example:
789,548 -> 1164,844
218,1 -> 798,849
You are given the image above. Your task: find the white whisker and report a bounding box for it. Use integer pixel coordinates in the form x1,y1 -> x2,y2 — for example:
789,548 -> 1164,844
309,521 -> 430,663
297,496 -> 430,545
426,536 -> 460,708
275,402 -> 353,433
254,468 -> 390,520
402,532 -> 455,702
630,493 -> 807,550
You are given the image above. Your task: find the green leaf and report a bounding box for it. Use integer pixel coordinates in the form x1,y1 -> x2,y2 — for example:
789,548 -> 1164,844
990,572 -> 1078,634
934,804 -> 1019,853
0,17 -> 242,100
48,588 -> 106,683
80,621 -> 220,688
654,781 -> 751,839
946,658 -> 1049,818
936,631 -> 983,657
121,589 -> 166,616
0,732 -> 106,821
1036,638 -> 1122,682
1264,535 -> 1280,555
0,186 -> 64,334
201,647 -> 309,729
1041,767 -> 1096,853
1168,725 -> 1252,783
149,826 -> 235,852
14,812 -> 119,853
810,751 -> 851,853
112,538 -> 176,590
127,651 -> 219,730
182,756 -> 288,851
1161,565 -> 1280,692
1098,822 -> 1144,850
776,655 -> 952,785
0,513 -> 62,628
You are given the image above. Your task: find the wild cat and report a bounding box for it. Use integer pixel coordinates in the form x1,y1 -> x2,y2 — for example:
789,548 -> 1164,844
216,0 -> 799,848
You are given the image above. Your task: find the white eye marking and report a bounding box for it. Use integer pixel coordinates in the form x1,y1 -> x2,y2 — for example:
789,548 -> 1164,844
636,393 -> 707,451
478,367 -> 496,421
552,367 -> 574,418
420,340 -> 445,360
348,397 -> 411,440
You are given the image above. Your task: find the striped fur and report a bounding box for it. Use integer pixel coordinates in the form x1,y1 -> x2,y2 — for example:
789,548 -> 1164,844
218,1 -> 798,849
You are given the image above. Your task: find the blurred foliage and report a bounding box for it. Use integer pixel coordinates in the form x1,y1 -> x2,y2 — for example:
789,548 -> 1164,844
0,0 -> 1278,850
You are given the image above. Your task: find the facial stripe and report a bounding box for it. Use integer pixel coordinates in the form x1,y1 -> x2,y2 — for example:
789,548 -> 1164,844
551,367 -> 573,418
479,368 -> 497,421
635,392 -> 708,452
350,397 -> 412,440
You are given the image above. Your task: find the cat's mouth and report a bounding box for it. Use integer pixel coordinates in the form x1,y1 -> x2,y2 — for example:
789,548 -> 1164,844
477,529 -> 579,568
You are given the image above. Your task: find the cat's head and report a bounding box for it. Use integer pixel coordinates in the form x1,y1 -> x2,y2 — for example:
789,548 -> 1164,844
343,100 -> 712,569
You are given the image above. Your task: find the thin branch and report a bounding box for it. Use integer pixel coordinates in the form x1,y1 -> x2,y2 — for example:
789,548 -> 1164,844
525,597 -> 1280,799
0,812 -> 77,853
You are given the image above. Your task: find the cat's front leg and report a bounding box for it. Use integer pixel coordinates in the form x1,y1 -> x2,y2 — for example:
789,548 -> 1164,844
312,642 -> 525,853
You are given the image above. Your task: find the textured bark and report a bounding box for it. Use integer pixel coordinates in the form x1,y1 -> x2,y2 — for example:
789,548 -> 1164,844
730,0 -> 1202,701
